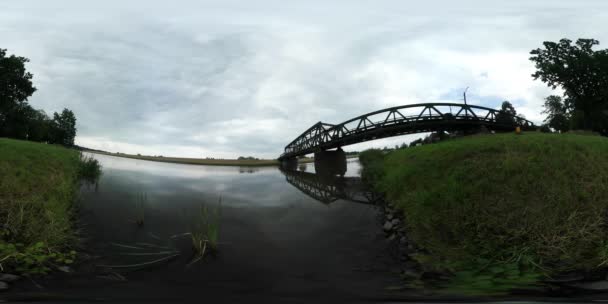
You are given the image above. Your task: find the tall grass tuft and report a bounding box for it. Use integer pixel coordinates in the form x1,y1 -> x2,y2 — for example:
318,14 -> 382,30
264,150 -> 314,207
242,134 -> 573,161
78,153 -> 102,184
189,196 -> 222,264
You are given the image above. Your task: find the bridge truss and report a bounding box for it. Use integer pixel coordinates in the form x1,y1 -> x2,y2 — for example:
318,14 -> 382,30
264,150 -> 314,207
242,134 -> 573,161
279,103 -> 534,160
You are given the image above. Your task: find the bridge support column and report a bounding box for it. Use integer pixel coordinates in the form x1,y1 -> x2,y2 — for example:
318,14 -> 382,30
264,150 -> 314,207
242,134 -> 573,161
314,147 -> 347,177
280,157 -> 298,171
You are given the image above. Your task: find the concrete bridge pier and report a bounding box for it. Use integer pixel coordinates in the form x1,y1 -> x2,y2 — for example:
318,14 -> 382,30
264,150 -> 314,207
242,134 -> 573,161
314,147 -> 347,177
280,157 -> 298,171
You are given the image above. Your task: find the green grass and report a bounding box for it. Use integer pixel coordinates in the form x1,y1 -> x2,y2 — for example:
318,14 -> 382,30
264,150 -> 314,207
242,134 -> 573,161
361,132 -> 608,294
189,197 -> 222,265
0,138 -> 99,275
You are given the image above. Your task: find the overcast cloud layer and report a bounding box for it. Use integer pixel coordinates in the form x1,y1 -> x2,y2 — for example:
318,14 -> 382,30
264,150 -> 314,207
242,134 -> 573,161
1,1 -> 607,158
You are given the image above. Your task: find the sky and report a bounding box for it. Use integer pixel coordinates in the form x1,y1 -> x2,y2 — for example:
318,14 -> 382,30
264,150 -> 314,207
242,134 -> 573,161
1,0 -> 607,158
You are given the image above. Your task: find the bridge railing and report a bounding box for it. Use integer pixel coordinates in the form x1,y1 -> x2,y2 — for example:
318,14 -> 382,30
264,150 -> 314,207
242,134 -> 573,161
281,103 -> 534,159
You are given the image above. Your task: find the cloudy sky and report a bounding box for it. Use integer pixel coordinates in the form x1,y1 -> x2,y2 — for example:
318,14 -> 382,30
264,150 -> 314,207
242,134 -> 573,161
1,0 -> 606,158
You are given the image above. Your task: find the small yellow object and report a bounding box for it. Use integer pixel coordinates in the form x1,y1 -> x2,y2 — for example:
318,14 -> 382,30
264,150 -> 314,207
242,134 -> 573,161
515,126 -> 521,134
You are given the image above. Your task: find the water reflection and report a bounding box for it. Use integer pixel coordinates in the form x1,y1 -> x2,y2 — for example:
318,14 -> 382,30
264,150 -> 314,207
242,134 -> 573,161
279,167 -> 380,205
238,167 -> 260,174
63,152 -> 399,303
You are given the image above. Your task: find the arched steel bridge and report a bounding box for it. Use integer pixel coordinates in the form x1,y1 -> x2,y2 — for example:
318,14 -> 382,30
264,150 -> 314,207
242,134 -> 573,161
279,103 -> 535,160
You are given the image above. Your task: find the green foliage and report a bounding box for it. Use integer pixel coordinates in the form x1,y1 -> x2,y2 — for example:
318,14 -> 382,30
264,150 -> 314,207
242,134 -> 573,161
495,101 -> 517,126
362,133 -> 608,293
0,139 -> 79,274
50,109 -> 77,146
542,95 -> 571,132
0,48 -> 36,112
0,241 -> 76,275
530,38 -> 608,133
442,261 -> 541,296
0,138 -> 100,275
539,124 -> 552,133
191,197 -> 222,262
358,149 -> 385,189
0,48 -> 77,146
78,153 -> 102,183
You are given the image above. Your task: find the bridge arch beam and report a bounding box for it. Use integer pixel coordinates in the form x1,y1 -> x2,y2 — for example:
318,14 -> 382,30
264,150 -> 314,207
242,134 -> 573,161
278,103 -> 535,160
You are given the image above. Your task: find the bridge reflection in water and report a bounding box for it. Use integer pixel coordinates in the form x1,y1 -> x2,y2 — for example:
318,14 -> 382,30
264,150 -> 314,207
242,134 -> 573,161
279,165 -> 380,205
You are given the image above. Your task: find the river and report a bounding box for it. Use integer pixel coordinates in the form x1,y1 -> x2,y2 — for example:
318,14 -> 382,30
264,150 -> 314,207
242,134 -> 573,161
10,153 -> 403,303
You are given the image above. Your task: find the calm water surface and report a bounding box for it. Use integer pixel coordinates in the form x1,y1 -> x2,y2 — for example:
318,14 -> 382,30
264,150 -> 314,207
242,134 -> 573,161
63,153 -> 400,302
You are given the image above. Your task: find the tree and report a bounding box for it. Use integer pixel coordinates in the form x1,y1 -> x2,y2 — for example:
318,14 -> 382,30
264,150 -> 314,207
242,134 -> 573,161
495,101 -> 517,126
542,95 -> 570,132
0,49 -> 37,136
530,38 -> 608,133
50,109 -> 77,146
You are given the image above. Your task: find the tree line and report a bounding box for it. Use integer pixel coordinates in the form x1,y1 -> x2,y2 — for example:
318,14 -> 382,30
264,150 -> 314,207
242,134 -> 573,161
0,48 -> 77,146
533,38 -> 608,134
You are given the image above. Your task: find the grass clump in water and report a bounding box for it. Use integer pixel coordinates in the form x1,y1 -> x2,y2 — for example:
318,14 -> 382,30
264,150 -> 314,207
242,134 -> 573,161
78,153 -> 102,184
189,197 -> 222,265
0,138 -> 101,275
362,132 -> 608,294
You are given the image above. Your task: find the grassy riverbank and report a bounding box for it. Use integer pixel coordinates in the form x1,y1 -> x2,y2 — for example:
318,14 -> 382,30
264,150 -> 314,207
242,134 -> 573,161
85,150 -> 313,166
360,132 -> 608,294
0,138 -> 99,275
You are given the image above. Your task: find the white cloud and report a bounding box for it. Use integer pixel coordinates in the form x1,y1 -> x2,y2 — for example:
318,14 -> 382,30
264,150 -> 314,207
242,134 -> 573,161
2,0 -> 607,158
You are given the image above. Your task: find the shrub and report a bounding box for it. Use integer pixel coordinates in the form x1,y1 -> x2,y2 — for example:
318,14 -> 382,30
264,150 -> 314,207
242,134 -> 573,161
358,149 -> 385,189
78,153 -> 102,183
539,124 -> 552,133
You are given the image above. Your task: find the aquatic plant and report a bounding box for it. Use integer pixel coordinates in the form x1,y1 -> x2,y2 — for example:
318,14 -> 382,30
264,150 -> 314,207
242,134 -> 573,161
189,196 -> 222,265
96,241 -> 180,271
78,153 -> 102,184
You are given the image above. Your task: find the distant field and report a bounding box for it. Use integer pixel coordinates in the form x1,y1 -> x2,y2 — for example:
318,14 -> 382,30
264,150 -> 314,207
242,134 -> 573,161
85,149 -> 358,166
85,150 -> 317,166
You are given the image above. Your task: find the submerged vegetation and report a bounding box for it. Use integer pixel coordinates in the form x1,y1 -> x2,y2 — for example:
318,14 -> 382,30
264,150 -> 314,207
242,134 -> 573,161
360,132 -> 608,294
0,138 -> 101,275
